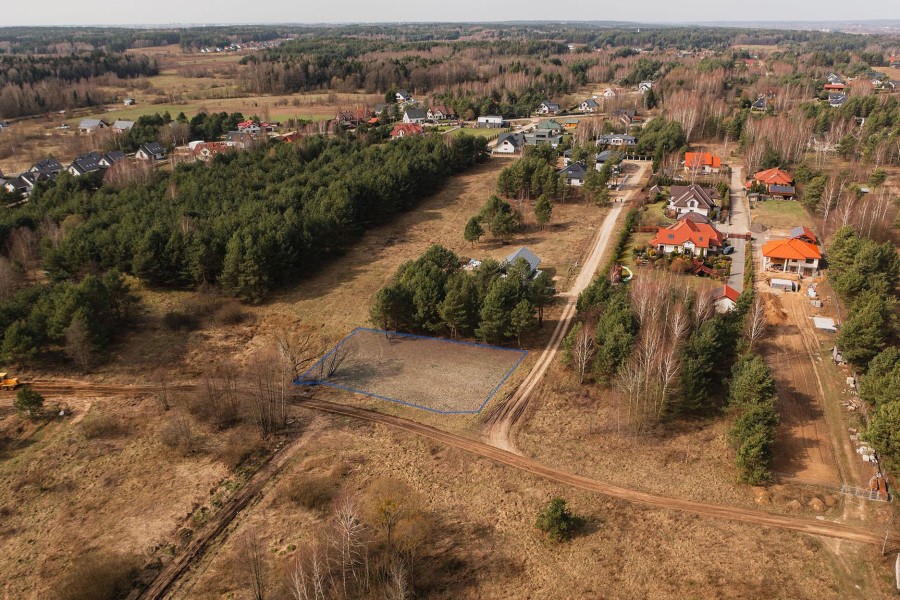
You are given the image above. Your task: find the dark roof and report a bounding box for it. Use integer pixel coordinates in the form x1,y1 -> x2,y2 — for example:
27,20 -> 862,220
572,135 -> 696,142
69,152 -> 103,174
596,150 -> 623,164
557,162 -> 587,180
678,211 -> 712,224
140,142 -> 165,155
496,132 -> 524,149
582,98 -> 599,107
404,107 -> 427,119
30,157 -> 63,174
102,150 -> 126,164
503,246 -> 541,272
596,134 -> 637,145
768,185 -> 796,196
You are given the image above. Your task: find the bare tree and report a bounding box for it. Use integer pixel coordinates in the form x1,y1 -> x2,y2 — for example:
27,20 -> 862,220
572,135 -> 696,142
746,297 -> 766,351
288,544 -> 327,600
64,313 -> 94,372
0,256 -> 22,299
330,499 -> 367,597
247,350 -> 287,438
385,559 -> 412,600
570,323 -> 595,384
241,529 -> 268,600
275,326 -> 320,380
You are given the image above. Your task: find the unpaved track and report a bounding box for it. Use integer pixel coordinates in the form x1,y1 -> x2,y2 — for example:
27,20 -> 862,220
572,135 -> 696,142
300,397 -> 890,546
482,162 -> 648,452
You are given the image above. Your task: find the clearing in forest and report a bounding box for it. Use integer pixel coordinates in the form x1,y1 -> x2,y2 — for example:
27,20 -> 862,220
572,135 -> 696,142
297,327 -> 527,414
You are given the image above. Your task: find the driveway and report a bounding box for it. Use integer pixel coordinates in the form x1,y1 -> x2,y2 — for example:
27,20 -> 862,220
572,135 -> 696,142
724,165 -> 750,292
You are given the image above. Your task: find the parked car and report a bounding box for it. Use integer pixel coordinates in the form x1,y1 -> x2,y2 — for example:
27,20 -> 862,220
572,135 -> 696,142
56,124 -> 70,130
723,245 -> 736,255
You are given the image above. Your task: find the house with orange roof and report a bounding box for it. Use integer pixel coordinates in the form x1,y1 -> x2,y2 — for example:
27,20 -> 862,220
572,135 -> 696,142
683,151 -> 723,174
747,167 -> 796,197
389,123 -> 425,139
714,284 -> 741,313
761,231 -> 821,275
649,218 -> 724,257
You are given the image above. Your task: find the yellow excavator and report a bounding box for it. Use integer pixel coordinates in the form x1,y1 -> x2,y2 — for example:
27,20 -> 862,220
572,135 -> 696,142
0,372 -> 20,390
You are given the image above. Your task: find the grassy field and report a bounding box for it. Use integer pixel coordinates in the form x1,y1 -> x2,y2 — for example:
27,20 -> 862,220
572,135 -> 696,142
750,199 -> 812,232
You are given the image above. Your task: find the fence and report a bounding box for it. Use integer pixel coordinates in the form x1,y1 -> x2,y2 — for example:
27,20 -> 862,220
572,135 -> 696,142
840,485 -> 891,502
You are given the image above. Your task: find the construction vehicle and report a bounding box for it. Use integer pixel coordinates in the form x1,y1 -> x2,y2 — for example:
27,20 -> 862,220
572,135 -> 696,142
0,372 -> 20,390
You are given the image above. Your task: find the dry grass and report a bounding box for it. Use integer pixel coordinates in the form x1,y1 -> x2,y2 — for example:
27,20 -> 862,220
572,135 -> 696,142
750,199 -> 813,232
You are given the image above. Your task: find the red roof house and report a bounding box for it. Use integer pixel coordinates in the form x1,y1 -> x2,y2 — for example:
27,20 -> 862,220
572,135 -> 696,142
762,237 -> 821,275
390,123 -> 425,139
650,219 -> 724,257
753,167 -> 793,186
684,151 -> 723,173
714,284 -> 741,313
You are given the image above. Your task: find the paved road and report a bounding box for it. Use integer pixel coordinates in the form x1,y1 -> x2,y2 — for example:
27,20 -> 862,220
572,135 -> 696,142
724,165 -> 749,292
482,162 -> 650,452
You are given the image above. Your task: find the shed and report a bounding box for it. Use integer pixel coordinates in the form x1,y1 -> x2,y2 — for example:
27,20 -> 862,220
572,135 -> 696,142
502,246 -> 541,274
812,317 -> 837,332
770,278 -> 796,292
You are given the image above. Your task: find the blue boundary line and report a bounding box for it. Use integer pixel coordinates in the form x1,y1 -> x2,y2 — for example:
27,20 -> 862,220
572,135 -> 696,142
294,327 -> 528,415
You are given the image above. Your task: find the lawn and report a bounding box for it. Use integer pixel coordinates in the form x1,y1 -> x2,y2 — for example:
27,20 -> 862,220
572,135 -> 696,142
448,127 -> 510,139
750,199 -> 812,232
639,200 -> 672,227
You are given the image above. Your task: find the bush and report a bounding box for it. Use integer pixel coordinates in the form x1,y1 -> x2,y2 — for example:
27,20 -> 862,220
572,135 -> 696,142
13,386 -> 44,418
213,302 -> 248,325
59,552 -> 138,600
162,310 -> 200,331
81,413 -> 126,440
536,497 -> 584,542
278,474 -> 338,512
160,416 -> 200,455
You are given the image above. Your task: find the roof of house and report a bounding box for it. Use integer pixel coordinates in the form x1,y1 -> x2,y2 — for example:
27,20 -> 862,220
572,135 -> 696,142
102,150 -> 126,164
751,96 -> 767,109
503,246 -> 541,272
597,134 -> 637,144
478,115 -> 503,121
537,119 -> 563,131
69,152 -> 103,174
112,120 -> 135,130
79,118 -> 106,129
582,98 -> 599,107
754,167 -> 793,186
140,142 -> 165,155
429,105 -> 455,115
390,123 -> 424,137
716,284 -> 741,303
684,151 -> 722,169
678,211 -> 712,224
31,157 -> 63,173
404,107 -> 427,119
396,89 -> 411,98
768,184 -> 796,196
762,238 -> 822,260
496,132 -> 524,148
596,150 -> 623,164
557,162 -> 587,180
669,184 -> 717,210
789,226 -> 817,244
540,101 -> 560,110
650,219 -> 724,249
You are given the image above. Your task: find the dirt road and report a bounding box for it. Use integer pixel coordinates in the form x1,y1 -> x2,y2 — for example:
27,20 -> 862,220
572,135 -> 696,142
299,397 -> 890,546
482,161 -> 649,452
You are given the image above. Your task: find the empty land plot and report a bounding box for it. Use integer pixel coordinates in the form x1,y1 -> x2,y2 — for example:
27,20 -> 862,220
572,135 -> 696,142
299,328 -> 527,414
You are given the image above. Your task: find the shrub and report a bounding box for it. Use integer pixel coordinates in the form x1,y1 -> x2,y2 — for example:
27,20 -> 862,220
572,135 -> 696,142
13,386 -> 44,418
536,497 -> 584,542
160,416 -> 200,455
278,474 -> 338,512
213,302 -> 248,325
81,413 -> 126,440
162,310 -> 200,331
59,552 -> 138,600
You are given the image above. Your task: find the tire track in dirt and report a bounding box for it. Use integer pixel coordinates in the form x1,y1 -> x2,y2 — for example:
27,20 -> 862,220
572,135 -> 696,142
298,397 -> 890,546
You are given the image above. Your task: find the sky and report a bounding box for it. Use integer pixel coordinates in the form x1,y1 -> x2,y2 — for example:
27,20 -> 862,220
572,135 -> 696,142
2,0 -> 897,27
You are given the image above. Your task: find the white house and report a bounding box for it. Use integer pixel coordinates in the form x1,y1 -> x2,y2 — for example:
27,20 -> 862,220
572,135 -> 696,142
136,142 -> 166,161
602,88 -> 617,98
580,98 -> 599,113
395,90 -> 412,103
476,115 -> 504,128
402,108 -> 427,124
536,101 -> 560,115
638,81 -> 653,93
494,132 -> 524,154
714,285 -> 740,313
596,134 -> 637,147
667,184 -> 717,218
78,119 -> 108,134
112,120 -> 135,134
557,163 -> 587,186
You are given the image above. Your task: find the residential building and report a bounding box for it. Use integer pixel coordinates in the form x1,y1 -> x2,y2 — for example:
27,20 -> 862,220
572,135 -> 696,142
638,81 -> 653,93
595,150 -> 623,168
596,133 -> 636,147
78,119 -> 108,134
100,150 -> 126,167
524,129 -> 563,147
192,141 -> 230,161
237,120 -> 261,134
111,120 -> 135,134
4,172 -> 51,197
751,95 -> 768,111
561,117 -> 579,130
649,219 -> 724,256
828,93 -> 848,108
389,123 -> 425,139
667,184 -> 717,218
557,162 -> 587,186
761,235 -> 821,275
427,105 -> 456,121
536,101 -> 560,115
494,132 -> 525,154
136,142 -> 166,161
29,157 -> 64,176
536,119 -> 564,133
402,108 -> 427,124
602,88 -> 617,98
502,246 -> 541,277
616,109 -> 640,127
124,97 -> 135,106
67,152 -> 104,176
683,151 -> 723,174
580,98 -> 599,113
395,90 -> 412,103
476,115 -> 504,128
226,131 -> 255,149
714,284 -> 741,313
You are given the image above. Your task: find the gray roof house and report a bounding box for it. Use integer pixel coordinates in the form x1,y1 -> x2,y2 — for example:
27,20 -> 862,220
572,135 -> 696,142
112,120 -> 135,133
537,101 -> 561,115
828,93 -> 848,108
494,132 -> 525,154
29,157 -> 64,175
557,162 -> 587,186
100,150 -> 127,167
402,107 -> 428,124
67,152 -> 104,176
136,142 -> 166,161
79,118 -> 108,133
524,129 -> 563,147
395,90 -> 412,103
537,119 -> 564,133
596,134 -> 637,147
503,246 -> 541,275
580,98 -> 599,112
